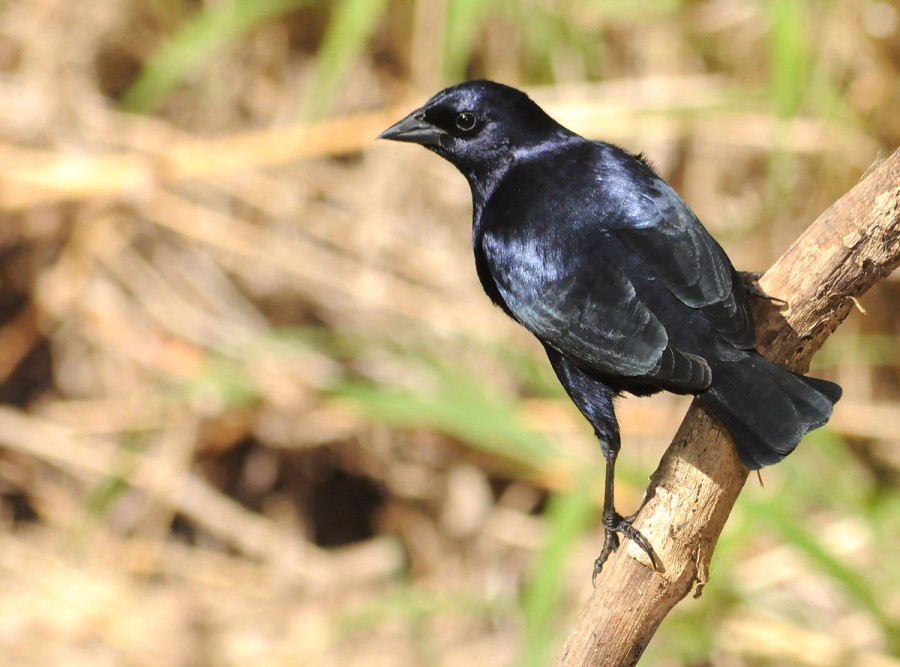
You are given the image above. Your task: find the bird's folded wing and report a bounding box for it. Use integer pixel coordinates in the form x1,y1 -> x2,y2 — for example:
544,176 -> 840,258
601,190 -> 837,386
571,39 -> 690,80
492,259 -> 711,390
611,185 -> 756,349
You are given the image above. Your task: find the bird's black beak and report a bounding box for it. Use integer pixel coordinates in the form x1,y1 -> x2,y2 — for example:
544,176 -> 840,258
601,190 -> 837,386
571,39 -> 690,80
377,111 -> 445,147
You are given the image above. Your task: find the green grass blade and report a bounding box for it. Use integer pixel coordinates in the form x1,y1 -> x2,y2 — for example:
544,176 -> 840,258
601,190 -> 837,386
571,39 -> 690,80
335,364 -> 559,470
441,0 -> 493,82
742,432 -> 899,647
123,0 -> 311,113
300,0 -> 390,119
329,344 -> 565,470
72,436 -> 145,550
519,470 -> 599,667
767,0 -> 810,117
764,506 -> 898,643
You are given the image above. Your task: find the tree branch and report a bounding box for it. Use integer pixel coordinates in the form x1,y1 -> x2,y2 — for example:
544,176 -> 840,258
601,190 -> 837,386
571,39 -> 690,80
554,148 -> 900,666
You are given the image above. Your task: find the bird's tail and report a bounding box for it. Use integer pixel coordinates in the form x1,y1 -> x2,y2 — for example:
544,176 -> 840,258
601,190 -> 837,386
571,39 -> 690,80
697,354 -> 842,470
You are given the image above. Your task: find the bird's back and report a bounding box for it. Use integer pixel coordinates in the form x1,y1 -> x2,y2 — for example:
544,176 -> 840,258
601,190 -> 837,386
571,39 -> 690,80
475,139 -> 753,374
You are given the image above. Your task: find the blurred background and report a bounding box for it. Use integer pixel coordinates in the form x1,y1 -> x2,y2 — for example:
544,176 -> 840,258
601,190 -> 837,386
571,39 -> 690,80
0,0 -> 898,665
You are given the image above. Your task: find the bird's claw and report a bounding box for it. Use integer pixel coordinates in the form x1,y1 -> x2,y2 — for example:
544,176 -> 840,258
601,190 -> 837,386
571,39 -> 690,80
739,271 -> 787,305
592,511 -> 659,587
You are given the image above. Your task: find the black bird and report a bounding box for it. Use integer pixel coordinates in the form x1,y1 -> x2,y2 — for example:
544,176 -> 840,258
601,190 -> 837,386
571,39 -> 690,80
378,81 -> 841,581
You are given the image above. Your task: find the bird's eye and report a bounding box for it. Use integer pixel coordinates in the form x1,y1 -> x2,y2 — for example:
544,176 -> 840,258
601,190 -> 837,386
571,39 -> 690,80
455,112 -> 477,131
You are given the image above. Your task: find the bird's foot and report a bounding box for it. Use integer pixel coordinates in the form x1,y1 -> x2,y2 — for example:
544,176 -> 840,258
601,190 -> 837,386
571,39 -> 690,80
591,510 -> 659,587
739,271 -> 787,305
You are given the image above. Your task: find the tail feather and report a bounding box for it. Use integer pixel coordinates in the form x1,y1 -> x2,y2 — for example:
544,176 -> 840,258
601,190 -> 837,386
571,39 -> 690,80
698,354 -> 841,470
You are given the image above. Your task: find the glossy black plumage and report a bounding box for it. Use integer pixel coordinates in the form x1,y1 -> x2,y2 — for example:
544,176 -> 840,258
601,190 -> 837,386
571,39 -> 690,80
379,81 -> 841,579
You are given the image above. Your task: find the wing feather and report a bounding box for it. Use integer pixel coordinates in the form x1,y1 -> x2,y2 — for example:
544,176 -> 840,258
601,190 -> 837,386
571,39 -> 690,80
606,174 -> 756,349
483,233 -> 710,391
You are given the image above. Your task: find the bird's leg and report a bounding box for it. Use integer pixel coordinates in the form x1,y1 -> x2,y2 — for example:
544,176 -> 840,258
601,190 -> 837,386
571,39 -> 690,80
592,449 -> 659,586
540,346 -> 659,583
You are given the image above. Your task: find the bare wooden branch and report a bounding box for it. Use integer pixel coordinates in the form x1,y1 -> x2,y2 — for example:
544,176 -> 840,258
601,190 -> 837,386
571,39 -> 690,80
554,148 -> 900,666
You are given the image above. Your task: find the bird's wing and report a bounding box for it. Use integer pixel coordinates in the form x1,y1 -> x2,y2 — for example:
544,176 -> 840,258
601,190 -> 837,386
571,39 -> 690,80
482,233 -> 712,391
607,176 -> 756,349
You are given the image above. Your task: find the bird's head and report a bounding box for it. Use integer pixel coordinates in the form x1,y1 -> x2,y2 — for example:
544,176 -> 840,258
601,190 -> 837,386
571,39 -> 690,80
378,81 -> 571,186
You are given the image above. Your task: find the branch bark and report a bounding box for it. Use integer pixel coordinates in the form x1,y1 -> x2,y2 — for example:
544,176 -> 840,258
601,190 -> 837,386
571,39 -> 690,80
554,148 -> 900,666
